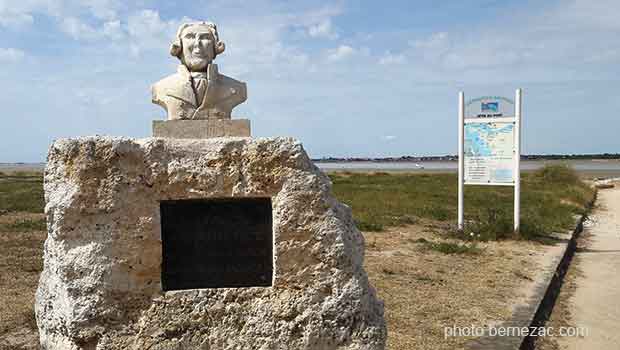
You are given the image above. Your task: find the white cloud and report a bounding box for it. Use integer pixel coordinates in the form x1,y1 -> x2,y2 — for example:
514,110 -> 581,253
327,45 -> 355,62
82,0 -> 121,20
0,1 -> 32,27
409,31 -> 451,65
0,0 -> 122,30
382,135 -> 397,141
397,1 -> 620,81
555,0 -> 620,31
0,11 -> 33,28
127,9 -> 173,37
60,17 -> 127,42
295,4 -> 341,40
51,8 -> 180,49
60,17 -> 101,40
205,8 -> 333,75
1,2 -> 341,72
411,32 -> 449,50
126,9 -> 179,54
0,48 -> 25,62
102,20 -> 124,40
378,51 -> 406,65
308,18 -> 338,39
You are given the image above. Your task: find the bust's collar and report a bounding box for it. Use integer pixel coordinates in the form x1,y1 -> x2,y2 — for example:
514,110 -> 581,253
177,64 -> 219,79
177,64 -> 191,78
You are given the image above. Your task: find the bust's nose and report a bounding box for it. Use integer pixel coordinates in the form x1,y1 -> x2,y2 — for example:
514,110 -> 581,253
199,39 -> 210,49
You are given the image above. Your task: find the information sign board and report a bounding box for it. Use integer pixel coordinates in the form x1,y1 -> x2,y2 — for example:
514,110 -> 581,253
458,90 -> 522,232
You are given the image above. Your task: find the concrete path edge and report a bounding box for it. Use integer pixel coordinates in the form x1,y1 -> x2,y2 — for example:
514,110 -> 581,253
519,192 -> 597,350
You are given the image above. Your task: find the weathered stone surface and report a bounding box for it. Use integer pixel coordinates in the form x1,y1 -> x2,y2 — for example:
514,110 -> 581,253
152,119 -> 251,138
36,136 -> 386,350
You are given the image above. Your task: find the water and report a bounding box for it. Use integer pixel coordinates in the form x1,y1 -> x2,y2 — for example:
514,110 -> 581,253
315,159 -> 620,177
2,160 -> 620,177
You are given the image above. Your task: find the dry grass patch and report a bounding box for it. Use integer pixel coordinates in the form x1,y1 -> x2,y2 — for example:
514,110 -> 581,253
0,212 -> 46,349
363,221 -> 549,350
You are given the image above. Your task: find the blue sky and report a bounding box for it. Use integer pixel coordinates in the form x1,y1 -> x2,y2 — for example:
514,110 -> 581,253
1,0 -> 619,162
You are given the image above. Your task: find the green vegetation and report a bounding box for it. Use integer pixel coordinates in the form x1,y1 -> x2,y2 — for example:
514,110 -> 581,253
330,165 -> 595,240
414,237 -> 481,255
0,172 -> 44,213
0,166 -> 593,241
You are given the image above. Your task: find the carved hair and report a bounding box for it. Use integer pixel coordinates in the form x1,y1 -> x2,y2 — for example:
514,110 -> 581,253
170,22 -> 226,59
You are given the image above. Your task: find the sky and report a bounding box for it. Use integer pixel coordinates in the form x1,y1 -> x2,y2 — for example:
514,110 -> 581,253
1,0 -> 619,162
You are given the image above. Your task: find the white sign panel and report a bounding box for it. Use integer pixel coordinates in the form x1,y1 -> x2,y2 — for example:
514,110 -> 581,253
464,121 -> 515,184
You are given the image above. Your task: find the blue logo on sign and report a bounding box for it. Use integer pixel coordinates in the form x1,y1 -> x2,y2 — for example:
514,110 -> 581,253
481,102 -> 498,112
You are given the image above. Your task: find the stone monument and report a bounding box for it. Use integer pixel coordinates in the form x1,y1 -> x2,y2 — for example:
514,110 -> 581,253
152,21 -> 250,138
35,20 -> 386,350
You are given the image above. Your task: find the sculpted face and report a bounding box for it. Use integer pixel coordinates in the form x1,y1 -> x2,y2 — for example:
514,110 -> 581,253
180,24 -> 216,71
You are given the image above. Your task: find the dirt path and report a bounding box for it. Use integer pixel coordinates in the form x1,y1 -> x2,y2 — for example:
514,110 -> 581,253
554,185 -> 620,349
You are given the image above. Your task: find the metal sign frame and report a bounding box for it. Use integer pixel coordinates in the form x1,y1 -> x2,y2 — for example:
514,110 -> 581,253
458,89 -> 522,232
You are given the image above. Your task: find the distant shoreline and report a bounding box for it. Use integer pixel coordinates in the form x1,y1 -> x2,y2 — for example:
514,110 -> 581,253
3,159 -> 620,179
312,154 -> 620,163
2,154 -> 620,166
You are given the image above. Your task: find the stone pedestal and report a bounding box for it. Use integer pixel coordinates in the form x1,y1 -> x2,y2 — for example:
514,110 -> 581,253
152,119 -> 251,138
36,136 -> 386,349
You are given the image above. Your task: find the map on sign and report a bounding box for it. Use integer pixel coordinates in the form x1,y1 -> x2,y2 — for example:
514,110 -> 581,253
464,122 -> 515,184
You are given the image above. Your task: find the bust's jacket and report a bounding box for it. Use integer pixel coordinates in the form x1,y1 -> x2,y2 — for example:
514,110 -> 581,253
151,64 -> 247,120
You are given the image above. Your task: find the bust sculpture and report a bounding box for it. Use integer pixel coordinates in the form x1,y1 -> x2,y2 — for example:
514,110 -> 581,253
152,22 -> 247,120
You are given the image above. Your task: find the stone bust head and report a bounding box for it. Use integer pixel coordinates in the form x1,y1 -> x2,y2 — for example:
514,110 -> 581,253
170,22 -> 226,72
152,21 -> 247,121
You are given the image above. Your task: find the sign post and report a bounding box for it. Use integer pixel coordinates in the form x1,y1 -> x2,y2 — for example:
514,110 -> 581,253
514,88 -> 522,231
458,92 -> 465,230
457,89 -> 522,232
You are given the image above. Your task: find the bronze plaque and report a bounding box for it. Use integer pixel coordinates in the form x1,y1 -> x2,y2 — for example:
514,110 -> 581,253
160,198 -> 272,291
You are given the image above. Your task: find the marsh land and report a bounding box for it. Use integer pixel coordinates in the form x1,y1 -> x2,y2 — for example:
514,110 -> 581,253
0,166 -> 596,349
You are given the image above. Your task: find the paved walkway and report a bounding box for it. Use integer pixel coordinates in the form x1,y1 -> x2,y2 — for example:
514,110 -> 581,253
558,185 -> 620,349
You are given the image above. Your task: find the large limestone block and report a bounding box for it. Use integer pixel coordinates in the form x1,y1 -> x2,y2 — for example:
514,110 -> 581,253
36,136 -> 386,350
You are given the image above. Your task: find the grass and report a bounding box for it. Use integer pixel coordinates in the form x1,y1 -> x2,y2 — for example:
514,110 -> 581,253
0,218 -> 47,232
0,172 -> 44,213
0,172 -> 46,344
0,166 -> 593,240
330,165 -> 595,240
414,237 -> 482,255
426,241 -> 481,254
